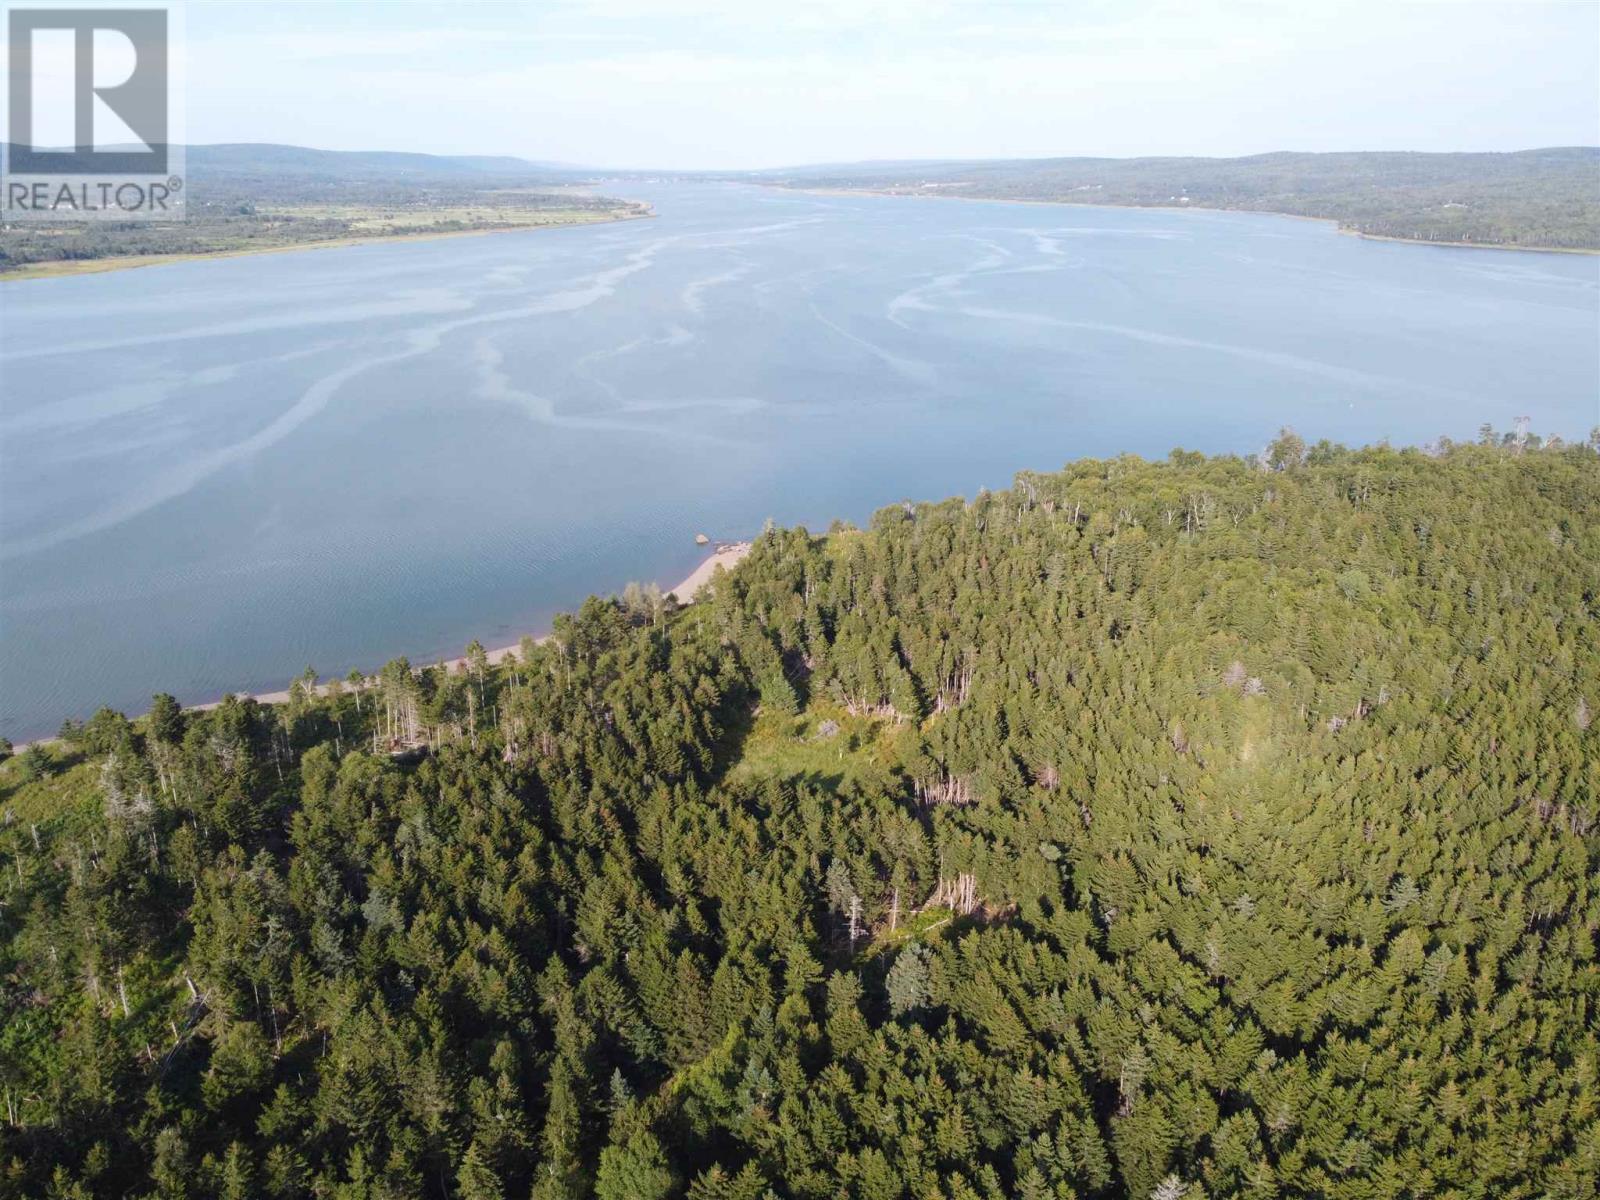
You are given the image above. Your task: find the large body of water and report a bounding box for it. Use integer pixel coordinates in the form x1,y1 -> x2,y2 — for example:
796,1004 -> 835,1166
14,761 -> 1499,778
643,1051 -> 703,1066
2,183 -> 1597,739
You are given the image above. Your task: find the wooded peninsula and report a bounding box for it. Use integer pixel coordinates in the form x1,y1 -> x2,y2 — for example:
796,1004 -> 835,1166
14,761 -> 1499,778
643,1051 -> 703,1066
1,430 -> 1596,1198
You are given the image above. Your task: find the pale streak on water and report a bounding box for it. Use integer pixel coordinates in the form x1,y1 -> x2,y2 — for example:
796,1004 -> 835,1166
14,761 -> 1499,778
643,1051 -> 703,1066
2,183 -> 1597,738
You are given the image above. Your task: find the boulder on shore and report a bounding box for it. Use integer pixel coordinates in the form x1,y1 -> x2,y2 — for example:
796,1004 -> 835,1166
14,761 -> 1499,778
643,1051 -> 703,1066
695,533 -> 710,545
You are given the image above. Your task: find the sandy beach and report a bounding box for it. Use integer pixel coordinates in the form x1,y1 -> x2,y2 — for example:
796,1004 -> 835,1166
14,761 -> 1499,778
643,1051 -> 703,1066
9,540 -> 751,749
210,540 -> 753,710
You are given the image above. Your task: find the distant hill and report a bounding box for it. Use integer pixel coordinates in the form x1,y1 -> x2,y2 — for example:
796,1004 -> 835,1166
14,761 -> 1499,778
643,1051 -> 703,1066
188,143 -> 587,180
755,147 -> 1600,251
1,141 -> 593,183
8,143 -> 1595,250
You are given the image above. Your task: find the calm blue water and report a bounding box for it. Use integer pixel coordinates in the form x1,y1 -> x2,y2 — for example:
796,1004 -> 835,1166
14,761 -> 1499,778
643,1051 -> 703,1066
2,183 -> 1597,738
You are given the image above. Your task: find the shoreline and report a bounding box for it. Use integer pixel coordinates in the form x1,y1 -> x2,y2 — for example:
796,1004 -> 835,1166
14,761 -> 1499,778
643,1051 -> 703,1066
1331,226 -> 1598,255
199,541 -> 753,711
0,206 -> 655,283
780,185 -> 1599,256
10,541 -> 752,750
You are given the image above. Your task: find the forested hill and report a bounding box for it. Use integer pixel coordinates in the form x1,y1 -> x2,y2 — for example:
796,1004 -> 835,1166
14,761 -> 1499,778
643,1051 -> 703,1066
760,148 -> 1600,251
2,436 -> 1598,1199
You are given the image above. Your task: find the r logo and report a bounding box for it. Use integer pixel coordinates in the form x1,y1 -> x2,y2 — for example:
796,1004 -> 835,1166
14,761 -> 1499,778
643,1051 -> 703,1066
7,7 -> 169,174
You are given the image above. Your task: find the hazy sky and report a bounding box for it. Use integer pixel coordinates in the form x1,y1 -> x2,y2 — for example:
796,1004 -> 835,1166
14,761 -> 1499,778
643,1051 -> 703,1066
172,0 -> 1600,168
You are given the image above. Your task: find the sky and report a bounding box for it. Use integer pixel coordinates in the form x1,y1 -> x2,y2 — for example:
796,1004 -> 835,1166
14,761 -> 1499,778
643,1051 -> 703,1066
33,0 -> 1600,169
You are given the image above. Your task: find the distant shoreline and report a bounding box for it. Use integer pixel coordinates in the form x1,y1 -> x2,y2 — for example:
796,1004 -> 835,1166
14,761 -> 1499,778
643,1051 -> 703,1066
781,185 -> 1599,256
0,206 -> 655,283
1330,227 -> 1598,254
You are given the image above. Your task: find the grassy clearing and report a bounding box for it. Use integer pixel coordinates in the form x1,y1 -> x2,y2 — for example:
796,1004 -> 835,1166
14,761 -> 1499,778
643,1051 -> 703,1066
862,906 -> 956,960
725,702 -> 912,795
0,745 -> 98,831
726,704 -> 962,963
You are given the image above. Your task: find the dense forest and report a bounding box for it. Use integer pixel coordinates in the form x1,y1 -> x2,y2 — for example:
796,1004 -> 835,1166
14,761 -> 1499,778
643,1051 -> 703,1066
764,148 -> 1600,251
2,432 -> 1597,1198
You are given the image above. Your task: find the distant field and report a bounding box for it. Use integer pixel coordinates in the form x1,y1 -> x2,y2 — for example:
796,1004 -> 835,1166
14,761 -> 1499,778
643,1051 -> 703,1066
0,144 -> 650,278
0,207 -> 647,280
261,202 -> 631,234
0,201 -> 649,280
